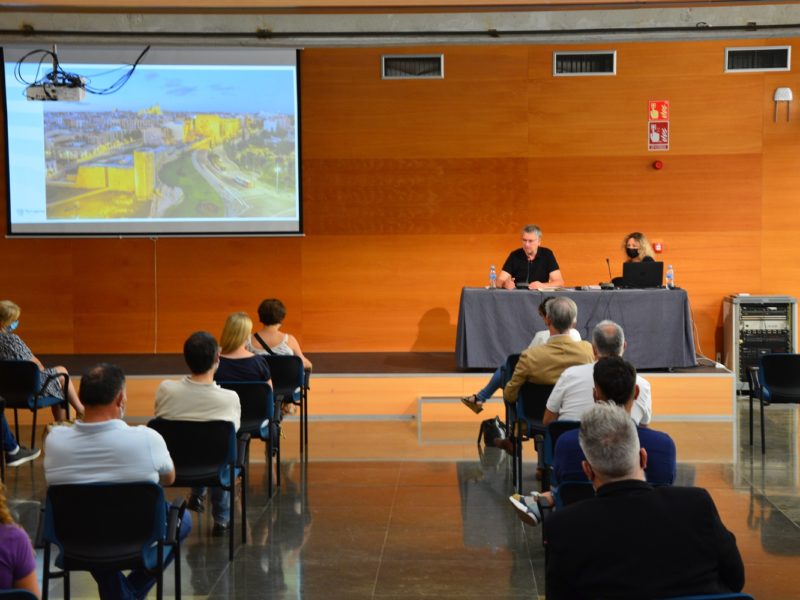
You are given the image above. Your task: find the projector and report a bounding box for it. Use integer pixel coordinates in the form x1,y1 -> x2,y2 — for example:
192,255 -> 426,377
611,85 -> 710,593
26,83 -> 86,102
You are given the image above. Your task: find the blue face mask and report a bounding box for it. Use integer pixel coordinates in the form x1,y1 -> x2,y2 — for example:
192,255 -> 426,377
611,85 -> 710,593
6,320 -> 18,333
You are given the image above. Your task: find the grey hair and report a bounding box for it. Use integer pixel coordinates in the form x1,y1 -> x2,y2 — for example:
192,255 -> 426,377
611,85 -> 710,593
578,402 -> 640,479
546,296 -> 577,333
522,224 -> 542,239
592,320 -> 625,357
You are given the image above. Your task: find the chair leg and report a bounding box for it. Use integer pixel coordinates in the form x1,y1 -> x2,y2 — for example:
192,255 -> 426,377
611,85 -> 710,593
228,483 -> 235,562
156,544 -> 164,600
42,543 -> 50,600
31,408 -> 38,449
303,392 -> 309,455
760,397 -> 766,455
13,408 -> 20,448
64,570 -> 70,600
515,426 -> 523,494
276,429 -> 282,488
749,391 -> 754,447
241,467 -> 247,547
299,398 -> 304,456
267,439 -> 274,499
174,537 -> 181,600
513,425 -> 519,492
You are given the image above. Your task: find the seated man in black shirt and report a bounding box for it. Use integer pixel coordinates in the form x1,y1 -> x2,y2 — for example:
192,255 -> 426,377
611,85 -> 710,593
543,402 -> 745,600
497,224 -> 564,290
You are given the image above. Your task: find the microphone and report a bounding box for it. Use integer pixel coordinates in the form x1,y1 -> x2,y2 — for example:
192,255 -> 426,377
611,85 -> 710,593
599,258 -> 615,289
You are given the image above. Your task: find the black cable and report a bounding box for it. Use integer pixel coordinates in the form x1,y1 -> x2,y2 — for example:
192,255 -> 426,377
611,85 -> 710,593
14,45 -> 150,97
84,45 -> 150,96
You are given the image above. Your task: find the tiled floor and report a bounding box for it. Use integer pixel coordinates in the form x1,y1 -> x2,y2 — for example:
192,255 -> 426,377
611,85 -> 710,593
5,397 -> 800,599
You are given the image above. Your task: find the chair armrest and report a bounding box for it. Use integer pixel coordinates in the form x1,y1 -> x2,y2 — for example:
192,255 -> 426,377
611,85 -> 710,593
39,371 -> 69,396
236,432 -> 251,466
747,366 -> 761,397
166,498 -> 186,545
38,371 -> 70,418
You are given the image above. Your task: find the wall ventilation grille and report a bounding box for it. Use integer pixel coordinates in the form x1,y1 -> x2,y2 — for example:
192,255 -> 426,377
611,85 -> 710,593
382,55 -> 444,79
726,47 -> 790,72
553,51 -> 616,76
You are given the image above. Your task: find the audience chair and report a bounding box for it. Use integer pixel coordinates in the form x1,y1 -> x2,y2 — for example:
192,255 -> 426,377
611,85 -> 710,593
500,354 -> 521,437
747,354 -> 800,454
219,381 -> 280,498
0,360 -> 69,448
41,482 -> 183,600
511,382 -> 554,493
663,594 -> 754,599
541,420 -> 581,490
551,480 -> 595,509
147,418 -> 247,561
263,355 -> 309,456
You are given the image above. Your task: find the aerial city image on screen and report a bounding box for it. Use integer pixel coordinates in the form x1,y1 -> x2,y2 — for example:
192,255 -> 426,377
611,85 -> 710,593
42,65 -> 298,221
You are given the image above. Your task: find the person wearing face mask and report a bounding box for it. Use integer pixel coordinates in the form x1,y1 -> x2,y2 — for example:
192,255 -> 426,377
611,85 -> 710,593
622,232 -> 655,263
154,331 -> 241,535
0,299 -> 84,421
45,363 -> 192,600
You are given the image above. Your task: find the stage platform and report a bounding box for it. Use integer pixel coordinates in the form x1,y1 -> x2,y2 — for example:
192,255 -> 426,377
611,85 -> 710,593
27,352 -> 736,426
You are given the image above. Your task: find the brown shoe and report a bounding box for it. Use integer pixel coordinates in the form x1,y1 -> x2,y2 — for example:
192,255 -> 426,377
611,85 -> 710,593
461,395 -> 484,414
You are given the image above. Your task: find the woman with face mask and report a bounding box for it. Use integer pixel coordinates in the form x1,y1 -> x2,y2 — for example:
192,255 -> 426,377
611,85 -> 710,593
622,232 -> 655,263
0,300 -> 84,421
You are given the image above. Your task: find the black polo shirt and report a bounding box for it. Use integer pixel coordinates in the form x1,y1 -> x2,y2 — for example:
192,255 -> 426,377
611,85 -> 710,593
501,247 -> 559,284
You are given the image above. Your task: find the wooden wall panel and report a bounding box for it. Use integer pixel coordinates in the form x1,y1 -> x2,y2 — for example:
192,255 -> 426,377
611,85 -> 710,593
153,237 -> 304,351
69,238 -> 157,352
0,239 -> 75,352
301,46 -> 529,159
303,158 -> 529,235
2,38 -> 800,358
527,155 -> 761,234
528,75 -> 764,156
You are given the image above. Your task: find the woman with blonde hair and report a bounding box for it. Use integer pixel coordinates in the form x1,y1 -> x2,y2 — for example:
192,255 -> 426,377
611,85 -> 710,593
622,232 -> 655,263
215,312 -> 273,387
0,300 -> 84,421
0,483 -> 40,597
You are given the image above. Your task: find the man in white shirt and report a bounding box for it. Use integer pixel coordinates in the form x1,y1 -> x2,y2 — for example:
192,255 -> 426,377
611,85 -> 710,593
44,363 -> 191,600
155,331 -> 241,533
542,320 -> 652,426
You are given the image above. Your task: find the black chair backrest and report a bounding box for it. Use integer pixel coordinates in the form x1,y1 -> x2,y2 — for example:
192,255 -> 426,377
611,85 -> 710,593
263,355 -> 304,397
218,381 -> 274,438
761,353 -> 800,404
148,419 -> 235,486
44,483 -> 165,570
555,481 -> 595,507
502,353 -> 521,387
547,420 -> 581,450
518,383 -> 555,421
543,420 -> 581,467
0,360 -> 41,406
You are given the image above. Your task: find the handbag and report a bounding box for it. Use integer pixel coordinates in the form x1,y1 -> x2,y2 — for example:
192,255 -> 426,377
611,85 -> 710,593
477,415 -> 506,447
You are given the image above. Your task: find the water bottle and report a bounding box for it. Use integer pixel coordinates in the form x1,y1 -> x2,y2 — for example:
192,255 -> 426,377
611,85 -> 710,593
665,264 -> 675,289
489,265 -> 497,289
